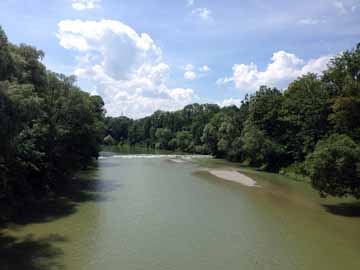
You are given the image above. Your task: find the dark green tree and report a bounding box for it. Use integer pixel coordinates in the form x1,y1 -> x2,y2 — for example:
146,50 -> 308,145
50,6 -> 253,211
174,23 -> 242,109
305,134 -> 360,198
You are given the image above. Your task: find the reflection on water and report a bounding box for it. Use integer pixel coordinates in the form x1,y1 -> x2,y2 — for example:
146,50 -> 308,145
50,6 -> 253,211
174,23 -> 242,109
1,154 -> 360,270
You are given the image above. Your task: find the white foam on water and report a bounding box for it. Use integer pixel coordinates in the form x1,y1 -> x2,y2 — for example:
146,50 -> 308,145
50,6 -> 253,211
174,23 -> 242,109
99,154 -> 211,160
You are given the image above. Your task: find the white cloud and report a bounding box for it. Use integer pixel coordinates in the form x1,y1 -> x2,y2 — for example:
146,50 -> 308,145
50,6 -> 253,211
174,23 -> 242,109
216,77 -> 234,85
57,19 -> 195,118
219,98 -> 243,108
199,65 -> 210,72
184,71 -> 197,80
72,0 -> 102,10
184,71 -> 197,81
300,56 -> 332,74
333,1 -> 347,14
192,8 -> 213,21
183,64 -> 197,80
217,51 -> 332,92
186,0 -> 195,7
183,64 -> 210,80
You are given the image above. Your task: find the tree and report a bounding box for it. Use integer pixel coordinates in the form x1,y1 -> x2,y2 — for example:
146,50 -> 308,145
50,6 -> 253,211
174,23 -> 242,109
281,74 -> 330,160
217,120 -> 237,157
0,26 -> 14,81
323,43 -> 360,142
174,131 -> 193,152
155,128 -> 173,149
0,27 -> 105,204
202,123 -> 218,155
328,95 -> 360,141
106,116 -> 132,143
246,86 -> 284,139
241,123 -> 285,171
305,134 -> 360,198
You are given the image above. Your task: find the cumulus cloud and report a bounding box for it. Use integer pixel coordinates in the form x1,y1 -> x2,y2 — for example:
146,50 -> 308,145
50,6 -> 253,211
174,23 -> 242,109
183,64 -> 210,80
57,19 -> 195,118
217,51 -> 332,92
184,71 -> 197,80
72,0 -> 102,10
219,98 -> 243,108
192,8 -> 213,21
183,64 -> 197,80
216,77 -> 234,85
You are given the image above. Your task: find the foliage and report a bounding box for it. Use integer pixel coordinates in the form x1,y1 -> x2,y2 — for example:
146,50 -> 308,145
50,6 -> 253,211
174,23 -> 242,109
155,128 -> 173,149
173,131 -> 193,152
241,123 -> 286,171
281,74 -> 330,160
0,27 -> 105,204
305,135 -> 360,198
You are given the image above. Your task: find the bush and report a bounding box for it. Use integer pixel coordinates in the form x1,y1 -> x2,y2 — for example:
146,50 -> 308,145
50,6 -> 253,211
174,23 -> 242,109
241,124 -> 286,171
305,134 -> 360,198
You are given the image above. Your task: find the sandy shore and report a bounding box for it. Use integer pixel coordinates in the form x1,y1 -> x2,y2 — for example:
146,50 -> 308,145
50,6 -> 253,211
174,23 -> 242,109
207,169 -> 258,187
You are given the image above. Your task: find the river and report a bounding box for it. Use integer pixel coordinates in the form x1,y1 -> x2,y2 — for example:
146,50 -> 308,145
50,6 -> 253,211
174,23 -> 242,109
1,153 -> 360,270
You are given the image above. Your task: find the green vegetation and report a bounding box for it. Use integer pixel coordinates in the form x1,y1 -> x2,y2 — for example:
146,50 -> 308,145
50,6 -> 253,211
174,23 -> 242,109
305,135 -> 360,198
1,25 -> 359,201
0,27 -> 105,208
105,43 -> 360,198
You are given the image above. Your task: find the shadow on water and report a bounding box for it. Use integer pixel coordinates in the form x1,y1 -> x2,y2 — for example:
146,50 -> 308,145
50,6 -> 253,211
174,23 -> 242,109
60,175 -> 123,204
0,233 -> 66,270
0,174 -> 123,226
97,161 -> 122,168
323,202 -> 360,217
0,162 -> 122,269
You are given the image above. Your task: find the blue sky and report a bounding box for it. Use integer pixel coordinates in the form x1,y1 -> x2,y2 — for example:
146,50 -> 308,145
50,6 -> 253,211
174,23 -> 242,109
1,0 -> 359,117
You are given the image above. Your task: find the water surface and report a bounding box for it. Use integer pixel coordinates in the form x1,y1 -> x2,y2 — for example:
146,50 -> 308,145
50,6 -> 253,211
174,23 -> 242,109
2,154 -> 360,269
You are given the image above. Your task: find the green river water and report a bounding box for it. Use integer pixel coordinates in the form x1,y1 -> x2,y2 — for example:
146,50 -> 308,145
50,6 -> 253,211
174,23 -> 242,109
1,153 -> 360,270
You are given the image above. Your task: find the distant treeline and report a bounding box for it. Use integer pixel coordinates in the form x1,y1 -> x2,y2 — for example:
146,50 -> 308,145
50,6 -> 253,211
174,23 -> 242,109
0,27 -> 105,206
104,43 -> 360,198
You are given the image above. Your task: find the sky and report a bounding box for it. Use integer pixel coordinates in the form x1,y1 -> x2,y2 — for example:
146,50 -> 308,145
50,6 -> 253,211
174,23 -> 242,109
0,0 -> 359,118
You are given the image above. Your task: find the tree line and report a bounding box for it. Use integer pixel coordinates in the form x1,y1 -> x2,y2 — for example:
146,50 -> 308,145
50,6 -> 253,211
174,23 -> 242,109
104,43 -> 360,199
0,25 -> 359,202
0,27 -> 106,207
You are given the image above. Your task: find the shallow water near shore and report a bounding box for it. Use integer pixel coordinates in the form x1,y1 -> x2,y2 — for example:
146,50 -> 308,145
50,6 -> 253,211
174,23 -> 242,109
1,153 -> 360,270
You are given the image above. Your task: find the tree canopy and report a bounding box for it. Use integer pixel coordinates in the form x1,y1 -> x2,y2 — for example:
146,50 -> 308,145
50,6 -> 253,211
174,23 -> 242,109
0,27 -> 105,205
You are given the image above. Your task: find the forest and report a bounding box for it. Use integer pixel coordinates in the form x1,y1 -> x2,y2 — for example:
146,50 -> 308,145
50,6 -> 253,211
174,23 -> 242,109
0,27 -> 106,208
1,24 -> 359,210
104,43 -> 360,199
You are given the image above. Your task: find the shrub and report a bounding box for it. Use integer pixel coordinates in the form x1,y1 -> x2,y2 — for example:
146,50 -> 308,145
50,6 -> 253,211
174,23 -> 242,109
305,134 -> 360,198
